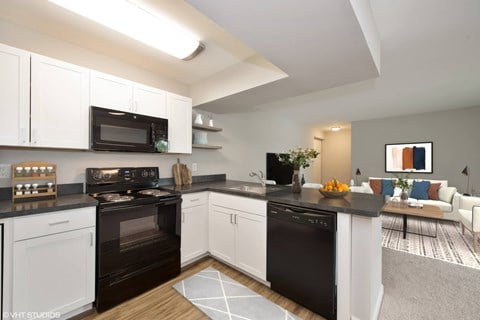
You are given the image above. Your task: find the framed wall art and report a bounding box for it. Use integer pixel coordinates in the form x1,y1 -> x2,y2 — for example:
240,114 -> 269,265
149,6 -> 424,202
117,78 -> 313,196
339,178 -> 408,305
385,142 -> 433,173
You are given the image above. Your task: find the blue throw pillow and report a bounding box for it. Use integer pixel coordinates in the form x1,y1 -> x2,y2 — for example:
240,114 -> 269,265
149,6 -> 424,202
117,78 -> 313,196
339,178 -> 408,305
381,179 -> 394,196
410,180 -> 431,200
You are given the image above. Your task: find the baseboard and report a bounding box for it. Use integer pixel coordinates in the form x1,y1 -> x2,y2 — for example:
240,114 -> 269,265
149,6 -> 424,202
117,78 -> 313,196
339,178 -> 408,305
63,304 -> 94,320
183,251 -> 270,286
181,253 -> 209,269
372,284 -> 384,320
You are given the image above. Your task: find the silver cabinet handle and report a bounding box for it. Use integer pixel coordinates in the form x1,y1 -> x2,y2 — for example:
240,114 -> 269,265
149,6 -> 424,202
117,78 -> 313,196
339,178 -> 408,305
90,232 -> 94,246
31,128 -> 38,144
230,213 -> 233,224
48,219 -> 69,226
234,214 -> 238,225
190,198 -> 200,202
20,128 -> 27,144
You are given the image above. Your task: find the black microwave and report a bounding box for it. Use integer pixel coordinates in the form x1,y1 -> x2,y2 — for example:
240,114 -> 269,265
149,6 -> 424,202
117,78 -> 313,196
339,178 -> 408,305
91,106 -> 168,153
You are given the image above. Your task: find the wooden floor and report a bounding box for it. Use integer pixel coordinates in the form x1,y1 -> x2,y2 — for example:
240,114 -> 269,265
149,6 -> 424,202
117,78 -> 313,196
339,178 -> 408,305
81,258 -> 325,320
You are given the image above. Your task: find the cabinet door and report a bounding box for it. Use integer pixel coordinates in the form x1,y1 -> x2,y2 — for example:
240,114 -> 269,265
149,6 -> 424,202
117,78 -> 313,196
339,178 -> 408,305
133,83 -> 167,118
209,205 -> 235,264
167,93 -> 192,154
181,204 -> 208,264
90,71 -> 133,112
12,227 -> 95,316
235,212 -> 267,280
0,43 -> 30,146
31,54 -> 89,149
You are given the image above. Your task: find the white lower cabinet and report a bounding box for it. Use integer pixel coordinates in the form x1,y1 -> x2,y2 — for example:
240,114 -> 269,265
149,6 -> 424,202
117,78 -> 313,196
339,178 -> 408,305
181,193 -> 208,265
1,218 -> 13,320
209,205 -> 236,265
209,193 -> 267,280
12,207 -> 96,318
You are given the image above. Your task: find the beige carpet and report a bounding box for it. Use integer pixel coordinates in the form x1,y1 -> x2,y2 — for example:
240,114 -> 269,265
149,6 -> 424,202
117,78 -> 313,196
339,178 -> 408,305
380,247 -> 480,320
381,214 -> 480,269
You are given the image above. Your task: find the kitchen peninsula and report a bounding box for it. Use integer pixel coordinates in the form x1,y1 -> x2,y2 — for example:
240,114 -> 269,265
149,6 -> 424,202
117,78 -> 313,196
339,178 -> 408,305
163,180 -> 385,320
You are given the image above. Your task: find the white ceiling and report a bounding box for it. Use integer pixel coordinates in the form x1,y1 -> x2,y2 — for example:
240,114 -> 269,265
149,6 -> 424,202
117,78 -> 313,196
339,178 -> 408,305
0,0 -> 258,84
0,0 -> 479,125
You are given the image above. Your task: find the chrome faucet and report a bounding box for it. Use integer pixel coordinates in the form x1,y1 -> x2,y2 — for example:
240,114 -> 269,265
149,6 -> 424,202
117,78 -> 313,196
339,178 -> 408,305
249,170 -> 266,187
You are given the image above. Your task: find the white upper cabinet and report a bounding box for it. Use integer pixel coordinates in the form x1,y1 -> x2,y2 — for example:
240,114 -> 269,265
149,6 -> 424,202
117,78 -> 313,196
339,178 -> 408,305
0,42 -> 193,152
133,83 -> 167,118
0,43 -> 30,146
167,93 -> 192,154
31,54 -> 89,149
91,71 -> 168,118
90,71 -> 133,112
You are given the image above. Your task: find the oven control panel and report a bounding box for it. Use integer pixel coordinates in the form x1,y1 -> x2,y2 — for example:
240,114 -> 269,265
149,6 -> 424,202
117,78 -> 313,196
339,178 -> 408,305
86,167 -> 159,184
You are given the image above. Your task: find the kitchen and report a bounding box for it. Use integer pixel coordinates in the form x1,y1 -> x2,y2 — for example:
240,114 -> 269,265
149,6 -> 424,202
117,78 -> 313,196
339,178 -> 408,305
0,1 -> 476,319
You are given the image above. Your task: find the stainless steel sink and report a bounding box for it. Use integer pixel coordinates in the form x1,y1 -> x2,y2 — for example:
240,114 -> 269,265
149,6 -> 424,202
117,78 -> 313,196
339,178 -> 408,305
228,185 -> 282,194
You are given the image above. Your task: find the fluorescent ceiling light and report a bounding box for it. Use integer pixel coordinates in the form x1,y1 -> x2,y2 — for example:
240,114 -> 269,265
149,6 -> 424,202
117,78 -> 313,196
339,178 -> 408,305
49,0 -> 204,60
331,126 -> 341,132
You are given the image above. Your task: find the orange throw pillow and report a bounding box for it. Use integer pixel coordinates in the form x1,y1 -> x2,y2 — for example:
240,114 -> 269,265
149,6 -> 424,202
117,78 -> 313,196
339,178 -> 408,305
370,179 -> 382,194
428,183 -> 441,200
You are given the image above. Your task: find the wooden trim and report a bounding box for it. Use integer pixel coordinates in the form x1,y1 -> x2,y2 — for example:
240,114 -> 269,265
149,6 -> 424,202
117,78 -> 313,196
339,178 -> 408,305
192,124 -> 223,132
192,144 -> 222,150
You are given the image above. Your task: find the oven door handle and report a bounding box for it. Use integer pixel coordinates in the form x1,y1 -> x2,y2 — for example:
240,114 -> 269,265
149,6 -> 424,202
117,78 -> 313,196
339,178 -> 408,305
100,204 -> 156,212
155,199 -> 181,207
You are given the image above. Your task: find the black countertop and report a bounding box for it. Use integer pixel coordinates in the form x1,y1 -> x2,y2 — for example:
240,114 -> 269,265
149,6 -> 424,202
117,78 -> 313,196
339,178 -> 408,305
0,194 -> 98,219
0,180 -> 385,219
162,180 -> 385,217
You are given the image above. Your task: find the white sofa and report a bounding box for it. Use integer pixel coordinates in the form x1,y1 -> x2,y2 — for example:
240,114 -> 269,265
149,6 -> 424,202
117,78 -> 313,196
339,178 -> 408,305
352,177 -> 460,221
457,195 -> 480,252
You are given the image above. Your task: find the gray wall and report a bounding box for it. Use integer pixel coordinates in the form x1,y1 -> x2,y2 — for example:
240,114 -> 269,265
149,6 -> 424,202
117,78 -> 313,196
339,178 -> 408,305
351,106 -> 480,194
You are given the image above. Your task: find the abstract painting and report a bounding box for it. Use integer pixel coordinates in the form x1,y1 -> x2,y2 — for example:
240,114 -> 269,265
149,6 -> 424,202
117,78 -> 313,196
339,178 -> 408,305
385,142 -> 433,173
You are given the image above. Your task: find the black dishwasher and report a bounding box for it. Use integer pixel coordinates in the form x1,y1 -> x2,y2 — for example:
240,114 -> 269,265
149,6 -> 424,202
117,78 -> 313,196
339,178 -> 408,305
267,202 -> 336,320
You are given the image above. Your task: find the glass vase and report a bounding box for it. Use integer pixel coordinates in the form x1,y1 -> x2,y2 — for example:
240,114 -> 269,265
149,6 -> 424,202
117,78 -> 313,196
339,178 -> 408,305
292,169 -> 301,193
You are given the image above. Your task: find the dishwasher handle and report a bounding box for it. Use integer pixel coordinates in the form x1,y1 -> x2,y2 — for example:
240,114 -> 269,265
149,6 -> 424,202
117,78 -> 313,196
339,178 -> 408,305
268,203 -> 335,230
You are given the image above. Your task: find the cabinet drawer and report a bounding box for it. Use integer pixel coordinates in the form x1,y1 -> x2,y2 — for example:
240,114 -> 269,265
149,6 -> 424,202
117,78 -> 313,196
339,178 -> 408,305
14,207 -> 96,241
182,192 -> 208,208
209,192 -> 266,217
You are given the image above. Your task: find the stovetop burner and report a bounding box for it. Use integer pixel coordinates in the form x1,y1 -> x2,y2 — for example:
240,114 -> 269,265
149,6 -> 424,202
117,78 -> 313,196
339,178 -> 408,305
138,189 -> 171,197
86,167 -> 180,206
100,193 -> 135,203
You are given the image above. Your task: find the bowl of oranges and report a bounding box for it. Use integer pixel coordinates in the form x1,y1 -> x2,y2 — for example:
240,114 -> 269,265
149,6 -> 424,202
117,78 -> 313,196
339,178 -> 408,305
320,179 -> 349,198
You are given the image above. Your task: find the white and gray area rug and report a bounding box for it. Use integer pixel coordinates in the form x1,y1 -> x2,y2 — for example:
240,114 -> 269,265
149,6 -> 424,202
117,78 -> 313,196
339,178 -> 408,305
173,267 -> 301,320
381,214 -> 480,269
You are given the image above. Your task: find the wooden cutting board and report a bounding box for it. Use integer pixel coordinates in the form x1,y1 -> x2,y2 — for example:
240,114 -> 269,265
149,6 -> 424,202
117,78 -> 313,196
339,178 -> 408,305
172,159 -> 183,186
181,164 -> 192,185
173,159 -> 192,186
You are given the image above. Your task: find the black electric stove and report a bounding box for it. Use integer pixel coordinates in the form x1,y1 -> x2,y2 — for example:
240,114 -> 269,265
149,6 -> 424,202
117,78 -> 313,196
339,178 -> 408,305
86,167 -> 181,312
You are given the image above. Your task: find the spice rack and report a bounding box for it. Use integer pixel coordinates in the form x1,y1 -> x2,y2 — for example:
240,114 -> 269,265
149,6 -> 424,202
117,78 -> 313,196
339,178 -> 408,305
11,161 -> 57,202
